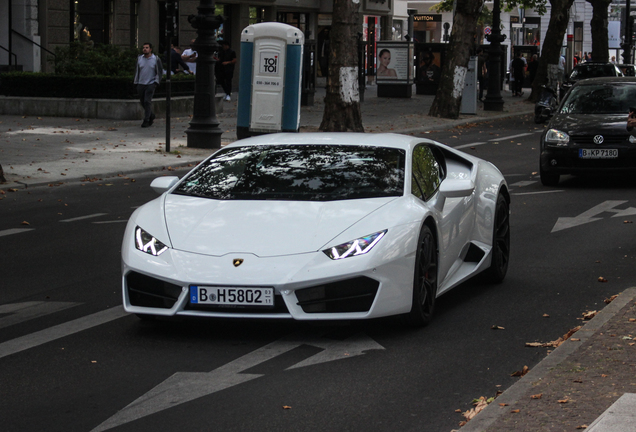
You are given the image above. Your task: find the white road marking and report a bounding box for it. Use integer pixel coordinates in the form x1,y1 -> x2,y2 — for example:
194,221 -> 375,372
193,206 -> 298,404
511,190 -> 564,196
454,142 -> 487,149
0,228 -> 35,237
92,331 -> 384,432
60,213 -> 108,222
552,200 -> 632,233
0,301 -> 81,330
489,132 -> 533,141
509,180 -> 537,187
0,306 -> 127,360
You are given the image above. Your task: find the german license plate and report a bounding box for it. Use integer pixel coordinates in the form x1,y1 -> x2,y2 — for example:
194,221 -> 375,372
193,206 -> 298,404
189,286 -> 274,307
579,149 -> 618,159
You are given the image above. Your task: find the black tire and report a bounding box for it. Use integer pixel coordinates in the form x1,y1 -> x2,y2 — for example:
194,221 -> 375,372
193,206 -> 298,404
483,194 -> 510,283
403,225 -> 438,327
540,166 -> 560,186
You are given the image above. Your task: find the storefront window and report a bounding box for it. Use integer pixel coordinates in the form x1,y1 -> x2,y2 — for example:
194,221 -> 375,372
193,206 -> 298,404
72,0 -> 112,44
277,12 -> 308,35
413,15 -> 442,43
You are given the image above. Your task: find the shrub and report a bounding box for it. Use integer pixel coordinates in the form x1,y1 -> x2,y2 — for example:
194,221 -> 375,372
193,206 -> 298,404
52,42 -> 140,77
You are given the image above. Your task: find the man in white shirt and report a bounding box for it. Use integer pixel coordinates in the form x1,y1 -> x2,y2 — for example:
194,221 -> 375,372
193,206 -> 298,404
182,39 -> 197,75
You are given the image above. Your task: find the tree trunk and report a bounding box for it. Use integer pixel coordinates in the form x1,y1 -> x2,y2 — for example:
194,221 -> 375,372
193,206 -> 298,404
529,0 -> 575,102
319,0 -> 364,132
0,164 -> 5,183
587,0 -> 611,62
428,0 -> 484,119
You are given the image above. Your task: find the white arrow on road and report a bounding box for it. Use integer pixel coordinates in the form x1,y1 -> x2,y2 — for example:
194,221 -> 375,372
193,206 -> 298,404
92,331 -> 384,432
551,200 -> 633,233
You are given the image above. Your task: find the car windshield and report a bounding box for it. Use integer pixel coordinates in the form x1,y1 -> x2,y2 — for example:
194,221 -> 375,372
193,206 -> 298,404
559,83 -> 636,114
569,64 -> 619,80
173,144 -> 406,201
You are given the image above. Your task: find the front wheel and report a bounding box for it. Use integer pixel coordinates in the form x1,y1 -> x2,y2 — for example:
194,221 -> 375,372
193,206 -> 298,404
483,194 -> 510,283
403,225 -> 438,327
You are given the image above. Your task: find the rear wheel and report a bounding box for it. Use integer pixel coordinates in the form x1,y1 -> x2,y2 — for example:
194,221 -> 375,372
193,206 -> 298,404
540,166 -> 560,186
483,194 -> 510,283
403,225 -> 438,327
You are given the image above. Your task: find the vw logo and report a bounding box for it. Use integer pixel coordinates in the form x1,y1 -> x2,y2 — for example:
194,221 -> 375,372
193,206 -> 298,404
233,258 -> 244,267
593,135 -> 604,144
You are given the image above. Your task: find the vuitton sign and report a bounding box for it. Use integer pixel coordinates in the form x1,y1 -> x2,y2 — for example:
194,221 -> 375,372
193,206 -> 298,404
414,15 -> 442,22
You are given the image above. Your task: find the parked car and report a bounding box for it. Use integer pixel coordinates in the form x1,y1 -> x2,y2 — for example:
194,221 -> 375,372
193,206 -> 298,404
617,64 -> 636,77
567,62 -> 624,83
539,77 -> 636,186
122,133 -> 510,327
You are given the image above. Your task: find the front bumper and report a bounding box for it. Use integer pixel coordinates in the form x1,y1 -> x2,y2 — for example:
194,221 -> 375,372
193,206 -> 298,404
122,246 -> 415,321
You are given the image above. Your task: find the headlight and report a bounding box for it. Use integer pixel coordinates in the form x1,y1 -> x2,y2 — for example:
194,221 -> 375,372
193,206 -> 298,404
323,230 -> 387,260
545,129 -> 570,146
135,227 -> 169,256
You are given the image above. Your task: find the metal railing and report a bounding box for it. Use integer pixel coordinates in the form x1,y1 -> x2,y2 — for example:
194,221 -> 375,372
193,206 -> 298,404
0,44 -> 18,66
12,29 -> 57,59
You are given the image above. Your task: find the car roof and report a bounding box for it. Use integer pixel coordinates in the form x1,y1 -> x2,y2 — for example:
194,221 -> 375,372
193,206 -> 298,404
572,76 -> 636,85
227,132 -> 429,151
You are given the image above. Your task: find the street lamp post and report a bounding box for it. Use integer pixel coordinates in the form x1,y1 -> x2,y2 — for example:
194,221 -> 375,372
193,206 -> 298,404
186,0 -> 224,149
484,0 -> 505,111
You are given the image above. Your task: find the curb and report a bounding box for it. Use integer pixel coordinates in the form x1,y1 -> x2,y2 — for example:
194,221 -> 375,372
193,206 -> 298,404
460,287 -> 636,432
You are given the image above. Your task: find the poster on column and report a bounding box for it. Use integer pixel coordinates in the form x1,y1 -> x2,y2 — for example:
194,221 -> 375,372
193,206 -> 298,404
376,42 -> 413,84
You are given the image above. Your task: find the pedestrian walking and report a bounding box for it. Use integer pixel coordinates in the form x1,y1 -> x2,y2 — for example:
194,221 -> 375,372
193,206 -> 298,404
133,42 -> 163,128
477,49 -> 487,101
511,51 -> 526,96
528,54 -> 539,86
216,41 -> 237,101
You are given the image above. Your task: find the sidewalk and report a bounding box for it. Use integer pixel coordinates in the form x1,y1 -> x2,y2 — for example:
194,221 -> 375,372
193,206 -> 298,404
2,85 -> 635,431
0,84 -> 533,188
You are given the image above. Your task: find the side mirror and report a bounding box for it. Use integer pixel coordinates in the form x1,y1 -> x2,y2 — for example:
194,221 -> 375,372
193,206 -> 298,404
435,179 -> 475,211
439,179 -> 475,198
150,176 -> 179,194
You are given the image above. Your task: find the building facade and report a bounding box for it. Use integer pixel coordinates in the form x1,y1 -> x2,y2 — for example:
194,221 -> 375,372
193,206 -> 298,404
0,0 -> 630,76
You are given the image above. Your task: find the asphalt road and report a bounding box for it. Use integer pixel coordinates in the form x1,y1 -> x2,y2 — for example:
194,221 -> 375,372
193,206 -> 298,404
2,114 -> 635,432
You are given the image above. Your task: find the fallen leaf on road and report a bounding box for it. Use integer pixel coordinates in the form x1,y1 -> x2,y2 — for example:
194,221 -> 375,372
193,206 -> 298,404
576,425 -> 588,430
21,221 -> 30,225
601,374 -> 608,378
583,311 -> 598,320
531,394 -> 542,399
605,294 -> 619,304
558,399 -> 569,403
491,325 -> 505,330
525,342 -> 544,347
499,403 -> 508,407
629,318 -> 636,322
511,366 -> 529,377
571,338 -> 580,341
455,409 -> 462,413
598,277 -> 608,282
510,409 -> 520,413
624,220 -> 633,224
282,406 -> 292,409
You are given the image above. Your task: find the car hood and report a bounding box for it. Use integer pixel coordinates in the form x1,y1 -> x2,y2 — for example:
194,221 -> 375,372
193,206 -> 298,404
550,113 -> 630,135
162,194 -> 397,257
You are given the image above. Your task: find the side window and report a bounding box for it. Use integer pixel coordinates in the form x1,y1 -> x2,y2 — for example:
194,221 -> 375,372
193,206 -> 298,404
411,145 -> 442,201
